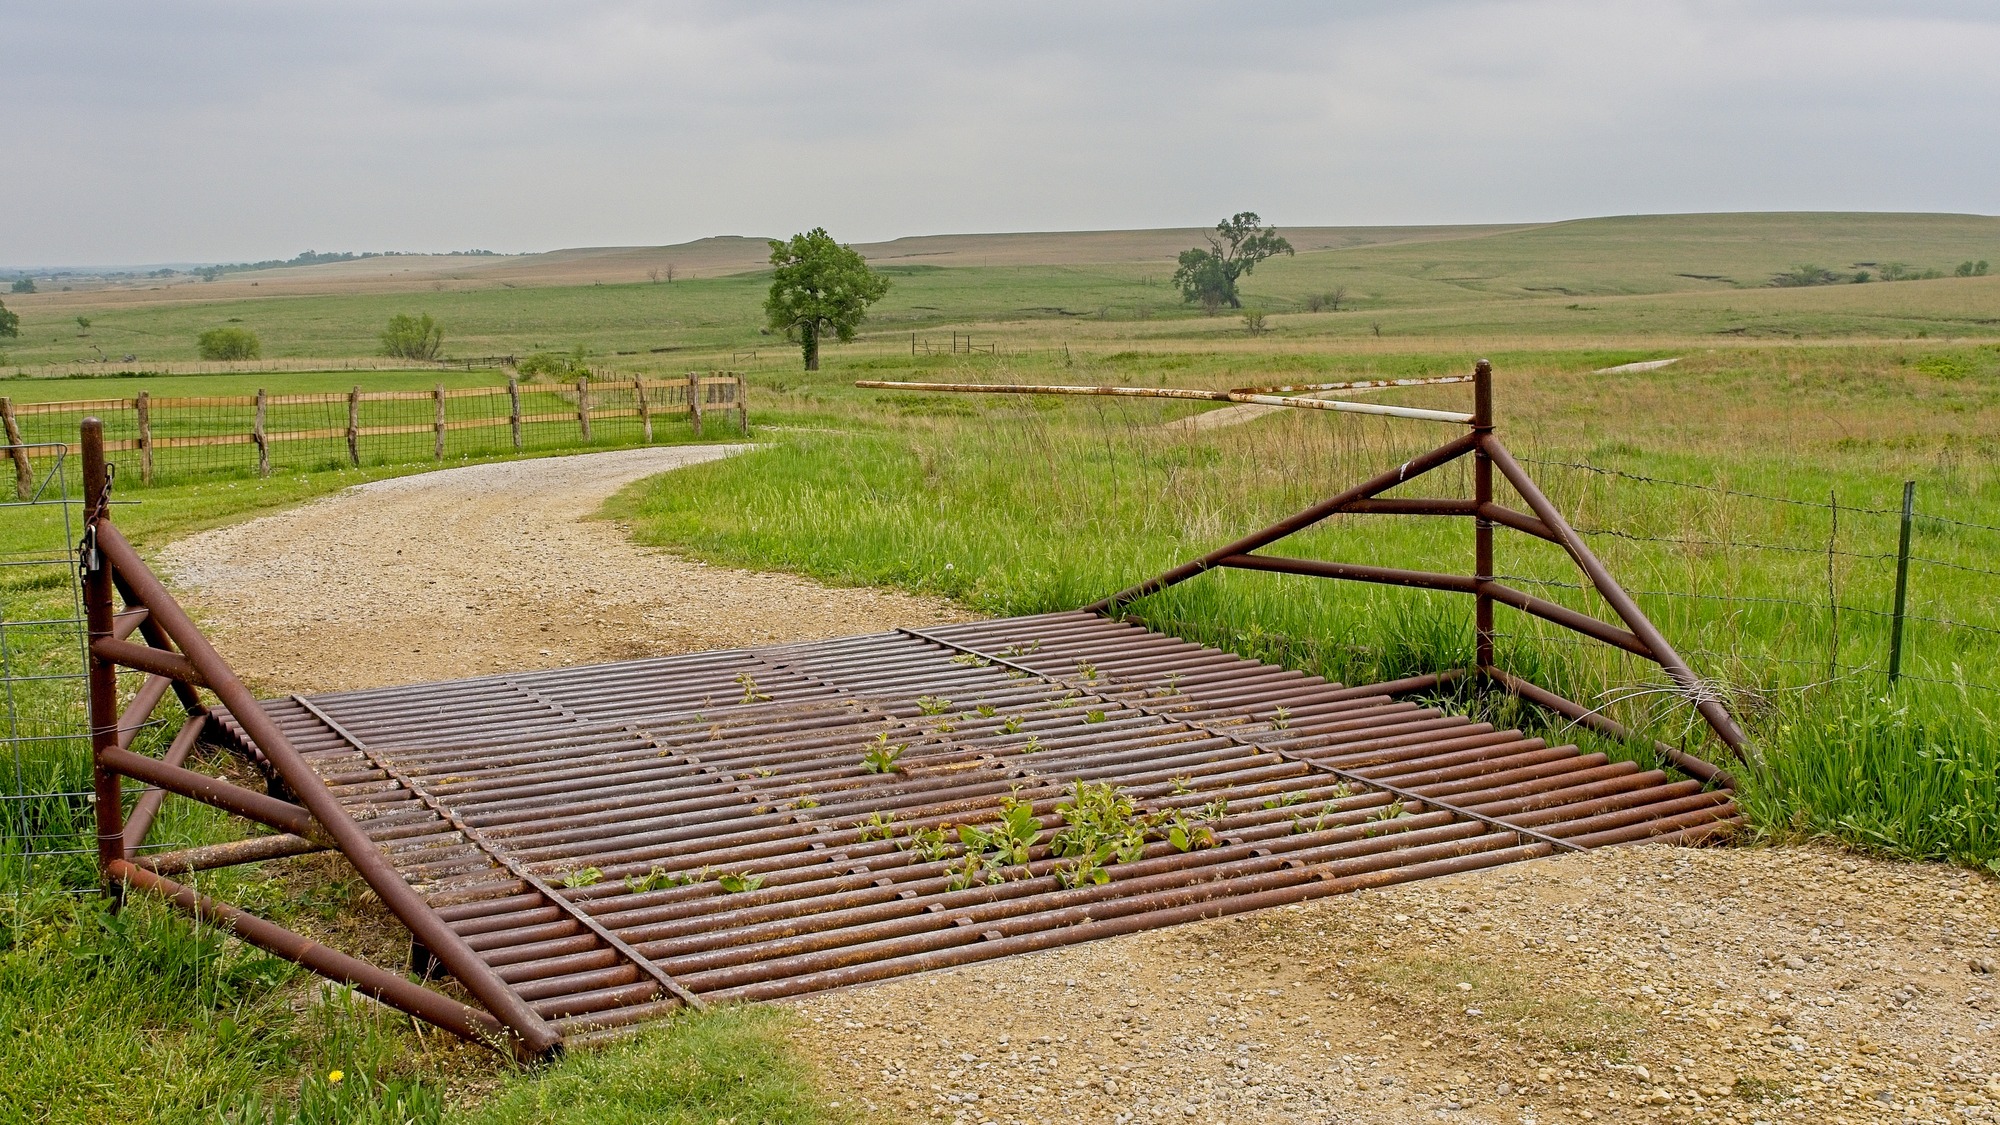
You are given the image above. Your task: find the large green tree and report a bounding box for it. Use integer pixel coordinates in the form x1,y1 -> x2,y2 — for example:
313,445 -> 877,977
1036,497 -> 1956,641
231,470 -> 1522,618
1172,212 -> 1294,313
380,312 -> 444,360
764,229 -> 889,371
0,300 -> 17,338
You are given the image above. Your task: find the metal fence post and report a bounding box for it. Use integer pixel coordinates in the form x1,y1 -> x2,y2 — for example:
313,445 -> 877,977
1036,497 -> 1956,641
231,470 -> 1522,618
1471,359 -> 1495,671
81,418 -> 126,898
1888,479 -> 1916,686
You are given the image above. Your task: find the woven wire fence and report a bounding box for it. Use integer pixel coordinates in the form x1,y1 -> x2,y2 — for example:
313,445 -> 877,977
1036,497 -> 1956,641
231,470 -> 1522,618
1,374 -> 747,490
0,443 -> 95,889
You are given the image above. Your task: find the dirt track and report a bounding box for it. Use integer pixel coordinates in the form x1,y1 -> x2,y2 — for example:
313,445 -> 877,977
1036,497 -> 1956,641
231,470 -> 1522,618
158,448 -> 1999,1124
158,447 -> 972,693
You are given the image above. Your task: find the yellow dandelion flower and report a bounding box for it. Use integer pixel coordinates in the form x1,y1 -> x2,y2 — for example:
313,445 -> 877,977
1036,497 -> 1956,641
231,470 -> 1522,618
328,1070 -> 344,1084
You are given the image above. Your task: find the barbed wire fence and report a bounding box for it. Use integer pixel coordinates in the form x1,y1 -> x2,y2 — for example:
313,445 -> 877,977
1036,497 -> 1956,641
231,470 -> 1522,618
0,373 -> 748,492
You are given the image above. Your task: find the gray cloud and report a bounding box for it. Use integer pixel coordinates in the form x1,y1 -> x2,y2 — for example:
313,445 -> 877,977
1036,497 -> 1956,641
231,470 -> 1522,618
5,1 -> 1996,264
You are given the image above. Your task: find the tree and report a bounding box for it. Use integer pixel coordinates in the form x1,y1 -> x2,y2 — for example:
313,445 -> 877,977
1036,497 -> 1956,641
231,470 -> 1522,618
380,313 -> 444,360
75,316 -> 92,335
0,300 -> 17,338
764,229 -> 889,370
10,277 -> 34,294
197,326 -> 261,360
1172,212 -> 1293,313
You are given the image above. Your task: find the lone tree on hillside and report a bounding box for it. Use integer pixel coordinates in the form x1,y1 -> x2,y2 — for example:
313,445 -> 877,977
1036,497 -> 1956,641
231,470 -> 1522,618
0,300 -> 18,338
197,326 -> 261,360
1173,212 -> 1293,313
764,229 -> 889,370
381,313 -> 444,360
11,277 -> 34,294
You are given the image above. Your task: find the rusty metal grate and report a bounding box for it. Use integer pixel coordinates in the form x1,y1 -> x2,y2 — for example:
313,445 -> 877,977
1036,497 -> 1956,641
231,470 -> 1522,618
217,610 -> 1738,1046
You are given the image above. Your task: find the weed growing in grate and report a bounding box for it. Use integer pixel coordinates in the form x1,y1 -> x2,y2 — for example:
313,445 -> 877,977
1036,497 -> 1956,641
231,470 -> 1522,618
860,732 -> 907,773
559,867 -> 604,889
716,872 -> 765,894
854,811 -> 899,841
915,695 -> 952,716
735,671 -> 772,704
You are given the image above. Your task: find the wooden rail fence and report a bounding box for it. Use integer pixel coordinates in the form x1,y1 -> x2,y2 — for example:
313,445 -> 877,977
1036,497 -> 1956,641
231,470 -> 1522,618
1,373 -> 748,493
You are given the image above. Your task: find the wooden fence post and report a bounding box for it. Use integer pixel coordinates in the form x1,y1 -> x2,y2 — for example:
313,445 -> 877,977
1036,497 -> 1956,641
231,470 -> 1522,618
507,374 -> 523,451
136,391 -> 154,484
736,373 -> 749,436
432,384 -> 446,461
687,372 -> 703,438
346,386 -> 361,466
634,378 -> 652,443
576,377 -> 592,441
0,397 -> 31,499
253,388 -> 271,478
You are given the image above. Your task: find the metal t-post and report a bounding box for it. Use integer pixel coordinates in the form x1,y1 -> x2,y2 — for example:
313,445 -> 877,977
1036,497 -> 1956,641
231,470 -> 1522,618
1888,479 -> 1915,686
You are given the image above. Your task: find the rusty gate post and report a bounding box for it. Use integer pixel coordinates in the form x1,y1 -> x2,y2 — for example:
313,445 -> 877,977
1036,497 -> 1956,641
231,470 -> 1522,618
135,392 -> 153,485
736,373 -> 749,435
1472,359 -> 1495,671
81,418 -> 126,898
346,386 -> 361,466
635,378 -> 652,443
432,384 -> 446,461
1,396 -> 32,499
506,374 -> 523,451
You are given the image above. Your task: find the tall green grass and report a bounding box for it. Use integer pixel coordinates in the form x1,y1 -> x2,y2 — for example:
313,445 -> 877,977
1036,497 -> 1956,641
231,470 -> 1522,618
610,349 -> 2000,870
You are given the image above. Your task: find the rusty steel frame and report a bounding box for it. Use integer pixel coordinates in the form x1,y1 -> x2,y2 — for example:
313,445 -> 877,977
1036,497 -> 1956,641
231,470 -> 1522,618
866,360 -> 1750,776
77,418 -> 559,1061
76,358 -> 1750,1055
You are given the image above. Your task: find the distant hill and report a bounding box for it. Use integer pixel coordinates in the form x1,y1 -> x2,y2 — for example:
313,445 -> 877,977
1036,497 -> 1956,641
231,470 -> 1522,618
15,213 -> 1995,315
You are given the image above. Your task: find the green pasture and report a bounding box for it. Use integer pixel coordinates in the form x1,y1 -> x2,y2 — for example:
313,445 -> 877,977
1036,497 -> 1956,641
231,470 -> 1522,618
4,212 -> 1998,372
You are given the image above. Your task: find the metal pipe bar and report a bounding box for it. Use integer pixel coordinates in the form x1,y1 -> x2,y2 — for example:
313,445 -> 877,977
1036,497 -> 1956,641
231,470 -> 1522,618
1479,665 -> 1730,786
90,517 -> 561,1059
110,861 -> 508,1048
1086,432 -> 1480,613
1480,436 -> 1754,758
99,745 -> 321,839
853,379 -> 1477,424
134,832 -> 327,875
120,713 -> 208,853
290,694 -> 705,1012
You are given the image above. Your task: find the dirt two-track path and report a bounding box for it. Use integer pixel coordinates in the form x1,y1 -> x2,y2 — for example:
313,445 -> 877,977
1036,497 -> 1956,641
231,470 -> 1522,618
161,449 -> 1999,1125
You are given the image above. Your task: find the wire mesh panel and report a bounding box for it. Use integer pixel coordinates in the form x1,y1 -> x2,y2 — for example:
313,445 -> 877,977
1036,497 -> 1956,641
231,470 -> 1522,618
0,375 -> 748,488
0,443 -> 92,888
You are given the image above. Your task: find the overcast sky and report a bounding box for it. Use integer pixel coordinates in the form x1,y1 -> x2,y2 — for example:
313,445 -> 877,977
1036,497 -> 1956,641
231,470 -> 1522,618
7,1 -> 1998,265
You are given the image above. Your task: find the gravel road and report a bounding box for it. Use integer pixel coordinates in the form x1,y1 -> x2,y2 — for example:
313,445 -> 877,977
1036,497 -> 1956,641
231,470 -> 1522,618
158,447 -> 972,692
157,447 -> 1997,1124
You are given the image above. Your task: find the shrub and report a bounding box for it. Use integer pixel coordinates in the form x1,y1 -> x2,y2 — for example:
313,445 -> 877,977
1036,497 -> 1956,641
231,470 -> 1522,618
1241,309 -> 1268,335
9,277 -> 33,294
0,300 -> 16,339
1302,287 -> 1347,312
1956,260 -> 1991,277
379,313 -> 443,360
196,326 -> 261,360
515,348 -> 591,381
